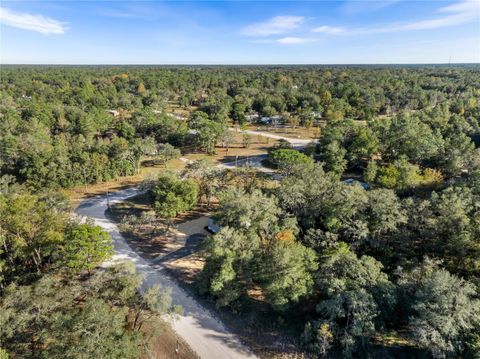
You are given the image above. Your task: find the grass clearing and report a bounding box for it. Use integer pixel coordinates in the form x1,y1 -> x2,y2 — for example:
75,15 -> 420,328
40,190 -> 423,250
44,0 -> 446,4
66,159 -> 184,208
67,131 -> 278,207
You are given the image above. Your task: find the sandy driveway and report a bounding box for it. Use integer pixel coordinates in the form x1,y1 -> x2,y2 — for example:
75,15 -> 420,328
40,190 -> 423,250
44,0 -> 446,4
228,127 -> 317,149
76,188 -> 257,359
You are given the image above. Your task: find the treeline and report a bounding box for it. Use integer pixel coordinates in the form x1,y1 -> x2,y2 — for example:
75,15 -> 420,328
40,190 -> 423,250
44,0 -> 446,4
1,65 -> 479,190
1,65 -> 480,358
121,151 -> 480,357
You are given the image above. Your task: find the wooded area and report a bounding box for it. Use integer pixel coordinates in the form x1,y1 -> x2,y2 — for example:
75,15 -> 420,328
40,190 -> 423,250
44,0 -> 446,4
1,65 -> 479,358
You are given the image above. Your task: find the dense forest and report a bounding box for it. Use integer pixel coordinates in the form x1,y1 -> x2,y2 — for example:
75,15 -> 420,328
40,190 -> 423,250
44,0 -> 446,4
1,65 -> 479,189
1,65 -> 480,358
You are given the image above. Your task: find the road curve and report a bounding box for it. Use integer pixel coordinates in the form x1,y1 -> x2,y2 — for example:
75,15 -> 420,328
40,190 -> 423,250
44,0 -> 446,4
76,188 -> 257,359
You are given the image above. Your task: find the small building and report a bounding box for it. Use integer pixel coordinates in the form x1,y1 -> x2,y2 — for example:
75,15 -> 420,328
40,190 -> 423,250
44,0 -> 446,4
106,110 -> 120,117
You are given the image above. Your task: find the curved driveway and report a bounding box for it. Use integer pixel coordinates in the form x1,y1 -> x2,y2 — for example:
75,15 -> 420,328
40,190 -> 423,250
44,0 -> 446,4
74,129 -> 315,357
228,127 -> 317,148
76,188 -> 257,359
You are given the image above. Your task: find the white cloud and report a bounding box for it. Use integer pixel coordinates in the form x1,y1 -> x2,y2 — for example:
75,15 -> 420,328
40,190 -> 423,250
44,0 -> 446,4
341,0 -> 402,15
312,25 -> 345,34
398,0 -> 479,31
241,16 -> 304,36
0,7 -> 67,34
314,0 -> 479,35
276,36 -> 318,44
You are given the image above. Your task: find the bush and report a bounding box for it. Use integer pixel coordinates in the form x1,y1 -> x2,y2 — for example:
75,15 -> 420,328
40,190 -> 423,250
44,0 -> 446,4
268,149 -> 314,174
151,172 -> 198,219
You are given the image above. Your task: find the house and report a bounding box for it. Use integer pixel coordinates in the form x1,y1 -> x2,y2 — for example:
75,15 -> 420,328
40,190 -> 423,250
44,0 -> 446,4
245,113 -> 259,121
257,115 -> 283,126
106,110 -> 120,117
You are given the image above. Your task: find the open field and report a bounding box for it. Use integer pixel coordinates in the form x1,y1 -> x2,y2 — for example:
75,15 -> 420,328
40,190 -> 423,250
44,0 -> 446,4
184,130 -> 279,164
66,159 -> 185,208
244,124 -> 321,140
67,130 -> 280,206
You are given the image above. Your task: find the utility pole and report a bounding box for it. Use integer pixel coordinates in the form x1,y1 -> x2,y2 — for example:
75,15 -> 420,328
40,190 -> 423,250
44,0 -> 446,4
83,166 -> 87,193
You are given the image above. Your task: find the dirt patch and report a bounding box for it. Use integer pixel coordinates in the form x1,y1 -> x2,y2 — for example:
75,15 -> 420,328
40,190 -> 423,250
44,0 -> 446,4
163,252 -> 206,284
141,320 -> 199,359
182,130 -> 278,165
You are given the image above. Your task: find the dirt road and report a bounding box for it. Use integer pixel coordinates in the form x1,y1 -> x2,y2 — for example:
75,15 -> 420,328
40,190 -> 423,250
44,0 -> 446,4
76,188 -> 257,359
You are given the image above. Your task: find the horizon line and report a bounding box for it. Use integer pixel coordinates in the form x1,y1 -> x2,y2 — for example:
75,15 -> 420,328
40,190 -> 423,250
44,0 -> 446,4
1,62 -> 479,66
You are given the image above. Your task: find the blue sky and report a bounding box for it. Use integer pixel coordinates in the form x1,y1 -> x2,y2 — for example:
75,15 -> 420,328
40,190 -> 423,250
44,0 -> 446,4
1,0 -> 479,64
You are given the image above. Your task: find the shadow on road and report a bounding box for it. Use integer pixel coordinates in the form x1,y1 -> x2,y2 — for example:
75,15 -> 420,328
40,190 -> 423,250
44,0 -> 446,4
153,233 -> 205,264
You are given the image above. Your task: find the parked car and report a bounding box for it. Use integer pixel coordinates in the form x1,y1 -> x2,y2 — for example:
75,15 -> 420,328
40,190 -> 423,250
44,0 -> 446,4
342,178 -> 370,190
206,218 -> 221,234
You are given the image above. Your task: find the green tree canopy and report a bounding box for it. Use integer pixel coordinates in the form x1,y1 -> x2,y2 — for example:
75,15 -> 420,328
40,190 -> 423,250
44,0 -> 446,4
151,172 -> 198,220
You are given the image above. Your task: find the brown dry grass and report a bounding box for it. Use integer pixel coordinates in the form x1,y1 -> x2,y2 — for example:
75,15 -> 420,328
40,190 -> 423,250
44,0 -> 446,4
67,131 -> 276,207
66,159 -> 187,208
163,253 -> 206,284
182,130 -> 278,165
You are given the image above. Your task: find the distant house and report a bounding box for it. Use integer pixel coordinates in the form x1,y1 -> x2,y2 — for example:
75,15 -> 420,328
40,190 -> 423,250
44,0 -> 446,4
106,110 -> 120,117
257,115 -> 283,126
245,112 -> 259,121
342,178 -> 370,190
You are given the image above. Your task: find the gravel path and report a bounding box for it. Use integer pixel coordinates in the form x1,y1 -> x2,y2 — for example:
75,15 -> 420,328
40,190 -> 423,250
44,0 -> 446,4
76,188 -> 257,359
73,129 -> 314,357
